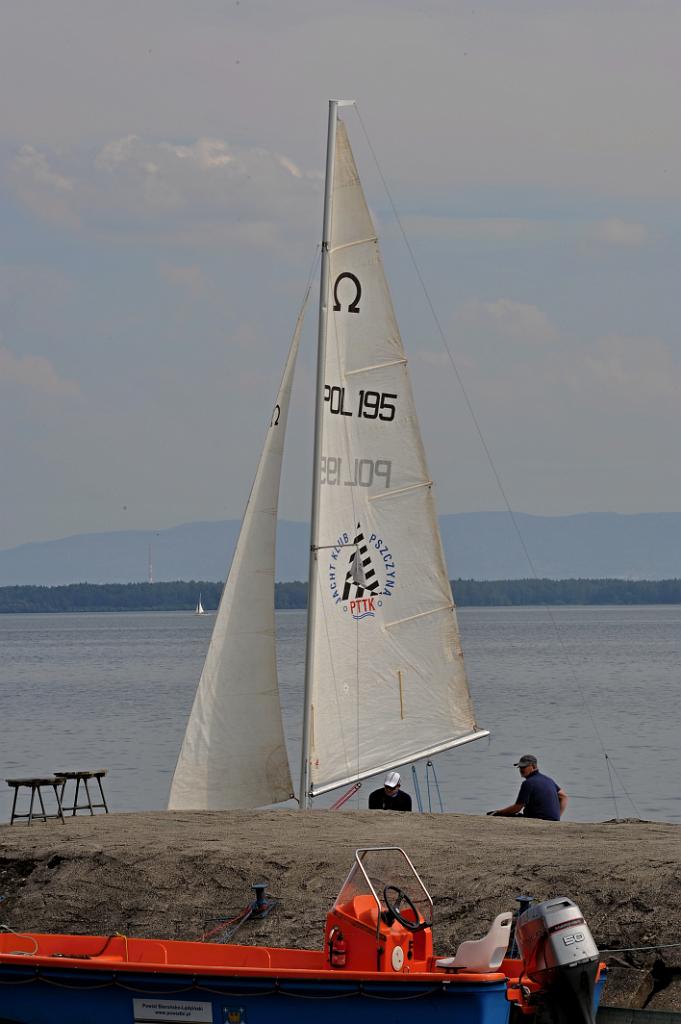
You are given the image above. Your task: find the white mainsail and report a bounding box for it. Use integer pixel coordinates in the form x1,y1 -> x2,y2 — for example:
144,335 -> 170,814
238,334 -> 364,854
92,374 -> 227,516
168,299 -> 307,810
305,116 -> 488,798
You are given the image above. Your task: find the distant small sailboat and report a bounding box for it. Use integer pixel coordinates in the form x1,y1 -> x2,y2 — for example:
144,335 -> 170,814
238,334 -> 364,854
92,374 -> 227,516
195,595 -> 205,615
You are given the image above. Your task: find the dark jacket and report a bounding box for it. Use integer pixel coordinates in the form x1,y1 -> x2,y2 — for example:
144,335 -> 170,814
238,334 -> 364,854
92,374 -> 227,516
368,787 -> 412,811
517,770 -> 561,820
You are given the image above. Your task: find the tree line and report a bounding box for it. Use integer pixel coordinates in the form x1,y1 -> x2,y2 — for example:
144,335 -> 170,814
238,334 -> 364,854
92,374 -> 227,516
0,578 -> 678,613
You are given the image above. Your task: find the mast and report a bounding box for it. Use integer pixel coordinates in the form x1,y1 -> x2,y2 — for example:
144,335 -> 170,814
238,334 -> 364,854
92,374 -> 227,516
299,100 -> 348,808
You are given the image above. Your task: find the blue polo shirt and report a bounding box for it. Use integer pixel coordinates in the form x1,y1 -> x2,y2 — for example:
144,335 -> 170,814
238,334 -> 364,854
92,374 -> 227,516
517,770 -> 561,820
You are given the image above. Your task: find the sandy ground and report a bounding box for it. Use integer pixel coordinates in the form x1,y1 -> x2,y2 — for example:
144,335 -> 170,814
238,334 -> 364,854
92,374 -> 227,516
1,810 -> 680,1012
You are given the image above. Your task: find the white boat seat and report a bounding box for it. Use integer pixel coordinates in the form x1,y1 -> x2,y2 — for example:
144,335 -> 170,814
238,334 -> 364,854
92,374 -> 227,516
435,912 -> 512,973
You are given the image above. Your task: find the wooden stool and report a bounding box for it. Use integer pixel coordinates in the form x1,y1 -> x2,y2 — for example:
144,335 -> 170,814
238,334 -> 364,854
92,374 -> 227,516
54,770 -> 109,815
6,777 -> 65,825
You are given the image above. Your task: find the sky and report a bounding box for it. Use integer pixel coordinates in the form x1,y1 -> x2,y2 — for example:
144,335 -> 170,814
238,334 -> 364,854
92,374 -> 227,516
0,0 -> 679,550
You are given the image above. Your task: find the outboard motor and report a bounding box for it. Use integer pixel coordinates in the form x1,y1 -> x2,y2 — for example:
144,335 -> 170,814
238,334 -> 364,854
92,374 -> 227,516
515,897 -> 600,1024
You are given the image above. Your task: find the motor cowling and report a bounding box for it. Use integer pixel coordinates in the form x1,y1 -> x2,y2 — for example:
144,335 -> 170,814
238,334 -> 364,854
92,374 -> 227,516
515,898 -> 600,1024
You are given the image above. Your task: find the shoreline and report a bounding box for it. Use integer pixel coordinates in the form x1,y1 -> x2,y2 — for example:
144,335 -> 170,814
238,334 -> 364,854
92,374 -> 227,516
1,579 -> 679,613
1,809 -> 679,1011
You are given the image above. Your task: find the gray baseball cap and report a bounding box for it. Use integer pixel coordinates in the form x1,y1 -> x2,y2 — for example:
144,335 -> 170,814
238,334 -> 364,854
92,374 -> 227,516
514,754 -> 538,767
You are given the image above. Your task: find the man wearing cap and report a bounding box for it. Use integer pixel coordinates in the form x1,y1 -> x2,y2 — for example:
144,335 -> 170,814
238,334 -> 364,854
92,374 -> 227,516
368,771 -> 412,811
488,755 -> 568,820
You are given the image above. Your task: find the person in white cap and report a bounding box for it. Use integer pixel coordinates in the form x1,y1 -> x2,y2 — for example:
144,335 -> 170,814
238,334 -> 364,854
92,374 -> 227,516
368,771 -> 412,811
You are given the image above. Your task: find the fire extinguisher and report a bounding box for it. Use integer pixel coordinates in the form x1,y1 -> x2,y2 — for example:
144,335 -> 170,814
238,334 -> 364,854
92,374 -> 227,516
328,927 -> 347,968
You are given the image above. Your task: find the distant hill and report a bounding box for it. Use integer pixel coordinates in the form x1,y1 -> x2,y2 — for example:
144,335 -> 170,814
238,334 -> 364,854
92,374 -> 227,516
0,512 -> 678,586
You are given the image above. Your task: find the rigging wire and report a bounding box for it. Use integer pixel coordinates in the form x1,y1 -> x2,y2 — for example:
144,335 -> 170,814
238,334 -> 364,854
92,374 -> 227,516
425,760 -> 445,813
411,764 -> 424,813
302,243 -> 322,300
353,103 -> 639,822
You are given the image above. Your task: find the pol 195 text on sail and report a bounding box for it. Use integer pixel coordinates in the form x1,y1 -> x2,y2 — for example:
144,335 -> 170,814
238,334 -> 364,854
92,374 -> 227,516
324,385 -> 397,420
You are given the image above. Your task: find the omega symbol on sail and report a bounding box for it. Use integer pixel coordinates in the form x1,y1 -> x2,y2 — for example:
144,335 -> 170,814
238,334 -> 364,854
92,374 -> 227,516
333,272 -> 361,313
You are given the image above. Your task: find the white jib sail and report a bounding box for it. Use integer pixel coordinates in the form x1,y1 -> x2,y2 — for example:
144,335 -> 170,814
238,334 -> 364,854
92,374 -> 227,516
308,119 -> 487,797
168,300 -> 307,810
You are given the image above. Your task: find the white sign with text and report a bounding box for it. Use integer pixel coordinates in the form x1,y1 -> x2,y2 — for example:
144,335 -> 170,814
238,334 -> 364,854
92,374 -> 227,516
133,998 -> 214,1022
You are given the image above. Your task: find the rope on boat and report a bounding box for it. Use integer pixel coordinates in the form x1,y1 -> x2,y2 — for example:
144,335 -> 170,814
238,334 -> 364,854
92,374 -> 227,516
202,885 -> 279,943
0,927 -> 132,962
202,905 -> 253,942
0,968 -> 454,1001
353,101 -> 641,825
600,941 -> 681,954
0,924 -> 38,955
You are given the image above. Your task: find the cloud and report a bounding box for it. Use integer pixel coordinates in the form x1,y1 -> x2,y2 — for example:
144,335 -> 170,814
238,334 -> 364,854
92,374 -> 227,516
419,299 -> 680,418
404,216 -> 555,243
580,334 -> 681,409
410,296 -> 680,518
403,215 -> 653,248
158,264 -> 206,295
456,298 -> 559,346
0,266 -> 75,308
8,135 -> 320,246
0,345 -> 79,398
10,146 -> 80,228
1,2 -> 679,200
588,218 -> 651,246
0,267 -> 80,357
13,145 -> 74,192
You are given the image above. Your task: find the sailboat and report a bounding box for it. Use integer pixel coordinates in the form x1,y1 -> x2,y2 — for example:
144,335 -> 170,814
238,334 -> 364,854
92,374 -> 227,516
0,106 -> 606,1024
168,100 -> 489,812
195,594 -> 205,615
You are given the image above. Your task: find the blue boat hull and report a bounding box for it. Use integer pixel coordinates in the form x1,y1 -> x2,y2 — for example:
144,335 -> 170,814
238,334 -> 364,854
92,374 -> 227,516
0,958 -> 607,1023
0,965 -> 512,1023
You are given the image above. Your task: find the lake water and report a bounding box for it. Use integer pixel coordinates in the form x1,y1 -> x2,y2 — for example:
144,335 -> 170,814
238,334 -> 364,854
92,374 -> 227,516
0,607 -> 679,824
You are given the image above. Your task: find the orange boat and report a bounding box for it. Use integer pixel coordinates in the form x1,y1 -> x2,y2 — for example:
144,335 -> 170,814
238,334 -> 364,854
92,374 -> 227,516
0,847 -> 605,1024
